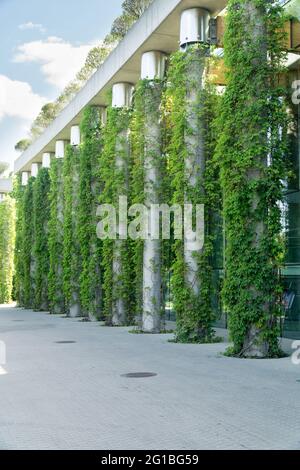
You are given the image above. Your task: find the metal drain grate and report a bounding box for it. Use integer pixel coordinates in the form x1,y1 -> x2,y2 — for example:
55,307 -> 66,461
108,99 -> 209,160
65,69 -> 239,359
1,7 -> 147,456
54,341 -> 76,344
121,372 -> 157,378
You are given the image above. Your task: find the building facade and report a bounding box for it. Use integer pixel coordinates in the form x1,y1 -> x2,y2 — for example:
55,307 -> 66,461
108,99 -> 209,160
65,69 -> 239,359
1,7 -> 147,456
13,0 -> 300,341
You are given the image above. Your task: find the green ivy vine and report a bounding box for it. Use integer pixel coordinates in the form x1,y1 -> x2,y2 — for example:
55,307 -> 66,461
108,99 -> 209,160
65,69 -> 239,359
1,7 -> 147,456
163,44 -> 219,343
48,158 -> 65,314
130,78 -> 168,327
33,167 -> 51,311
78,106 -> 104,319
0,195 -> 16,304
22,176 -> 35,308
214,0 -> 289,357
99,105 -> 135,325
63,144 -> 82,315
130,82 -> 146,321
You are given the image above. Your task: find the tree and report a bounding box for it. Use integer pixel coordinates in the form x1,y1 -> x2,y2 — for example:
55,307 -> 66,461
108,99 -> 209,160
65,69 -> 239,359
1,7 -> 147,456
76,46 -> 111,81
110,0 -> 153,40
15,139 -> 31,152
30,103 -> 60,139
0,162 -> 9,177
122,0 -> 153,19
111,14 -> 134,39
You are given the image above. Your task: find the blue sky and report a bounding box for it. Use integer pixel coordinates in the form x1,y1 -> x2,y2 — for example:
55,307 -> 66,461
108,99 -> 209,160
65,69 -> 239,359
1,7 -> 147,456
0,0 -> 123,169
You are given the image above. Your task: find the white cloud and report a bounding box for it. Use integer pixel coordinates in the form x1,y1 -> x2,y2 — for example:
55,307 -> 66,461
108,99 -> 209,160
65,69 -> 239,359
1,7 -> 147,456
0,75 -> 46,122
18,22 -> 46,33
0,76 -> 46,168
13,37 -> 97,90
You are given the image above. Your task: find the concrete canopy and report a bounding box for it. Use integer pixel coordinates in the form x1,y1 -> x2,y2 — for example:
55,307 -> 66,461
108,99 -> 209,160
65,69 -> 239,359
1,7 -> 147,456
14,0 -> 227,173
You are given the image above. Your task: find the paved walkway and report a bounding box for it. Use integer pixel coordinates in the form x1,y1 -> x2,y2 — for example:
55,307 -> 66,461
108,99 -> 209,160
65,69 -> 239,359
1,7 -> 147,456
0,304 -> 299,450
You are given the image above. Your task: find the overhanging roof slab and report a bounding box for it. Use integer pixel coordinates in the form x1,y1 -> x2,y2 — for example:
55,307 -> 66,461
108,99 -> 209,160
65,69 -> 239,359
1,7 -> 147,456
14,0 -> 227,173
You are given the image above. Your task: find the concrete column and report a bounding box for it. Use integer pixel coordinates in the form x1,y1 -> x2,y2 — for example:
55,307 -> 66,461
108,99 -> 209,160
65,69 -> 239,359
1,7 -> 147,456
42,153 -> 52,169
30,163 -> 40,300
68,127 -> 82,318
100,107 -> 107,126
111,83 -> 134,326
51,140 -> 67,314
181,9 -> 210,338
89,107 -> 106,320
21,172 -> 30,186
140,51 -> 167,333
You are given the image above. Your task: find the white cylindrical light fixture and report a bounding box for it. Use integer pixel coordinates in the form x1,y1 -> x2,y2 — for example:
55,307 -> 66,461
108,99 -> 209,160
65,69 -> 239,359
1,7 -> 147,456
55,140 -> 66,159
70,125 -> 81,146
112,83 -> 134,108
21,172 -> 30,186
180,8 -> 210,47
31,163 -> 40,178
42,152 -> 52,168
141,51 -> 167,80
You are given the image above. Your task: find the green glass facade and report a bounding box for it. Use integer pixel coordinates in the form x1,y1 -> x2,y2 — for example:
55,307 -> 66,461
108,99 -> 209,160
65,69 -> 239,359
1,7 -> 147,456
165,103 -> 300,339
209,100 -> 300,339
211,211 -> 226,328
281,100 -> 300,339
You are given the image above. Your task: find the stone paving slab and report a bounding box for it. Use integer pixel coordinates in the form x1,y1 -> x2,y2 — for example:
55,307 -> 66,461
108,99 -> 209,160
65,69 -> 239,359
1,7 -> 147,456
0,304 -> 299,450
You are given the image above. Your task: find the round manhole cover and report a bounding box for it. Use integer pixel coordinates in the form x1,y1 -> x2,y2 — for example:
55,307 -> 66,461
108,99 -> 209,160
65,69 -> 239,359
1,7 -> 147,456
121,372 -> 157,378
54,341 -> 76,344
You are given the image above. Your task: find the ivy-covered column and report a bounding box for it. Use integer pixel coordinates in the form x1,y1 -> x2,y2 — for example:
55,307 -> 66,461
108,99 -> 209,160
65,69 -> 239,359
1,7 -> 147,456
48,141 -> 67,314
29,163 -> 40,308
166,9 -> 216,343
33,155 -> 51,311
79,106 -> 105,320
133,52 -> 166,333
22,174 -> 35,309
63,126 -> 82,318
14,174 -> 26,307
0,195 -> 16,304
215,0 -> 288,357
101,83 -> 134,326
